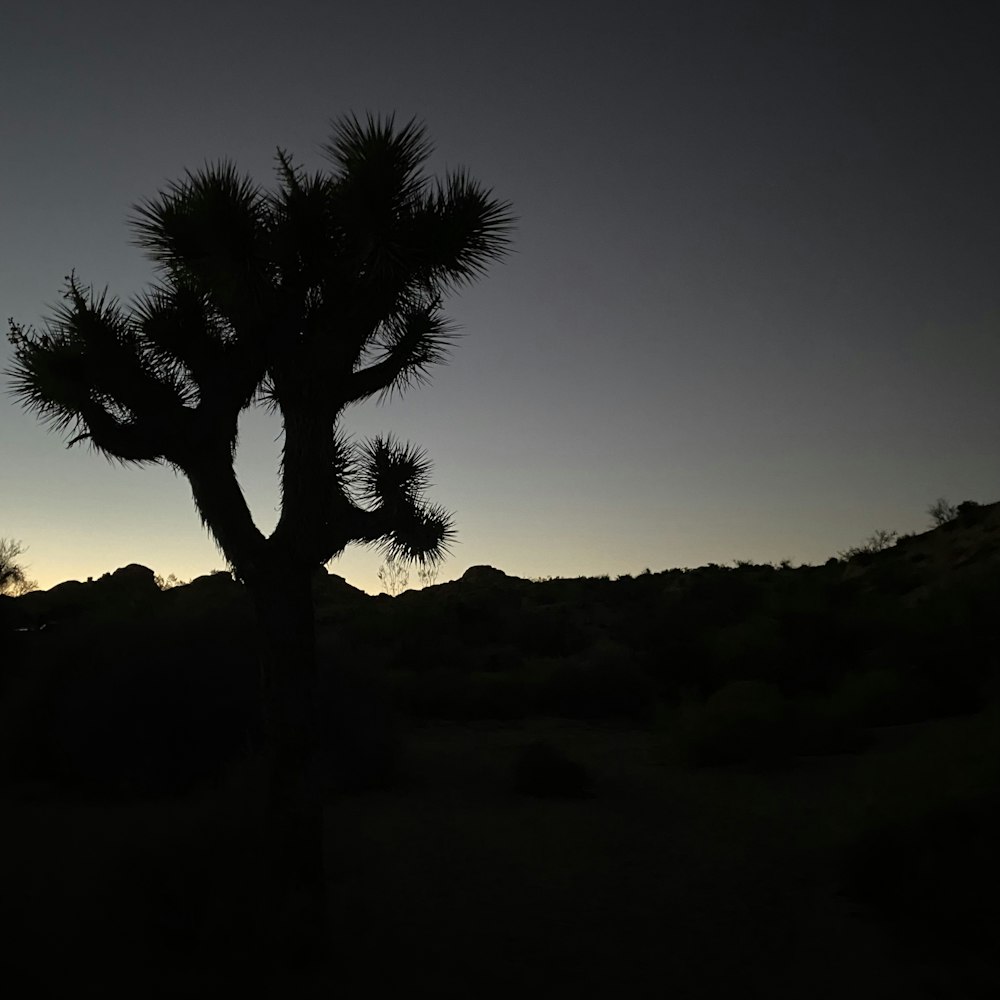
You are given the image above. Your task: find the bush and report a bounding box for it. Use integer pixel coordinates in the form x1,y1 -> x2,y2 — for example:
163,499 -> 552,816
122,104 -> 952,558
11,632 -> 258,798
927,497 -> 959,527
511,740 -> 594,798
534,646 -> 656,721
465,672 -> 531,719
840,791 -> 1000,954
0,538 -> 38,596
392,666 -> 470,719
956,500 -> 986,524
515,605 -> 588,657
474,644 -> 523,673
392,666 -> 532,721
678,680 -> 794,767
790,698 -> 872,756
839,529 -> 898,561
705,615 -> 786,685
389,631 -> 467,673
827,668 -> 924,728
888,616 -> 995,720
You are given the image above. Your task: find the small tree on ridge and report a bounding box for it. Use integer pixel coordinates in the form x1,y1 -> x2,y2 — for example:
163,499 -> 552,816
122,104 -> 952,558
928,497 -> 959,527
0,538 -> 37,596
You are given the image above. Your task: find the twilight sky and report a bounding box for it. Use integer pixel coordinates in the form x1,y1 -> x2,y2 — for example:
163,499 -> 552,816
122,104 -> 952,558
1,0 -> 998,594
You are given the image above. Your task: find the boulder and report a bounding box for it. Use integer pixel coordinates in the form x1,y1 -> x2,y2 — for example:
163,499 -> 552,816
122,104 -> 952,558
460,565 -> 509,584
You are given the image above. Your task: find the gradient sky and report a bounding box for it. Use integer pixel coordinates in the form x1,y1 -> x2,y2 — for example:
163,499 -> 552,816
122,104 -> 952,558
2,1 -> 998,594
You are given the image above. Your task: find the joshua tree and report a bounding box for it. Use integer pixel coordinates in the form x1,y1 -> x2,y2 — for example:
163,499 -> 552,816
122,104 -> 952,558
6,114 -> 512,956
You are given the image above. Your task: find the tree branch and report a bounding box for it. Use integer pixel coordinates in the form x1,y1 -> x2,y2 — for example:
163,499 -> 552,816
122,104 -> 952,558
344,305 -> 453,404
349,496 -> 455,565
183,450 -> 268,581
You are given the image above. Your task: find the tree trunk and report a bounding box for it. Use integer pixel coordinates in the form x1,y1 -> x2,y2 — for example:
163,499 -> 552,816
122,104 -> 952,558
247,569 -> 326,963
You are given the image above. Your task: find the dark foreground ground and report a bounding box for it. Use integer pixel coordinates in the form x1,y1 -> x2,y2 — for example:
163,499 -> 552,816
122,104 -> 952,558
2,705 -> 999,999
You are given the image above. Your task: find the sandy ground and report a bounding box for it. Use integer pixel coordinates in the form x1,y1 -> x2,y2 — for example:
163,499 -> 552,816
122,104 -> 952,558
2,713 -> 998,998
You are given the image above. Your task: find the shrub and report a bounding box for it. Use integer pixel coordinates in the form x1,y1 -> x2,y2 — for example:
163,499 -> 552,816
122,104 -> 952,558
870,562 -> 924,597
393,666 -> 470,719
838,529 -> 898,561
465,672 -> 531,719
389,630 -> 467,673
840,791 -> 1000,954
890,618 -> 994,720
705,615 -> 786,685
535,646 -> 656,721
679,679 -> 794,767
515,605 -> 587,657
0,538 -> 38,596
956,500 -> 985,524
475,644 -> 522,673
511,740 -> 594,798
24,633 -> 258,798
391,665 -> 532,721
927,497 -> 959,527
827,668 -> 920,728
790,698 -> 872,756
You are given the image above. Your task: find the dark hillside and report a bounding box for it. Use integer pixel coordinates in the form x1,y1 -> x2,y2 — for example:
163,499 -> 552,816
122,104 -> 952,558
2,501 -> 999,800
2,505 -> 1000,993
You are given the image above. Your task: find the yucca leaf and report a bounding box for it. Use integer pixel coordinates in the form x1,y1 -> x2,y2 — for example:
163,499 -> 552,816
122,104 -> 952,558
356,434 -> 433,508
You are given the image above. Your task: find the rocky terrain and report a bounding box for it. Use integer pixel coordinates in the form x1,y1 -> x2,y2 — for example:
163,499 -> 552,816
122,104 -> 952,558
1,501 -> 999,994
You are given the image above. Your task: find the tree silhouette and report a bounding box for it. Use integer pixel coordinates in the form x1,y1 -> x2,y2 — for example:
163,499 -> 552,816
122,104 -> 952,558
417,561 -> 441,589
0,538 -> 37,596
6,114 -> 512,957
377,555 -> 409,596
927,497 -> 959,527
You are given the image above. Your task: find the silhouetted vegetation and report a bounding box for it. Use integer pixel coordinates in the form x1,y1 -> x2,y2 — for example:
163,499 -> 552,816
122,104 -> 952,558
0,537 -> 37,596
928,496 -> 959,527
837,527 -> 898,561
5,500 -> 999,789
841,789 -> 1000,955
2,501 -> 999,989
5,113 -> 513,959
512,740 -> 595,797
376,556 -> 409,596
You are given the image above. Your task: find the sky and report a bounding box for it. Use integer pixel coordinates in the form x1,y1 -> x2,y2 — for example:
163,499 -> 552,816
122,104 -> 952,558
1,0 -> 998,594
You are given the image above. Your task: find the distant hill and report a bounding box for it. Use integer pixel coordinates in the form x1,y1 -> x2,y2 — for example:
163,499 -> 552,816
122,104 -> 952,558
4,499 -> 998,628
0,564 -> 369,631
840,499 -> 1000,598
